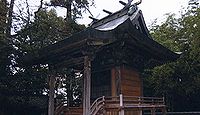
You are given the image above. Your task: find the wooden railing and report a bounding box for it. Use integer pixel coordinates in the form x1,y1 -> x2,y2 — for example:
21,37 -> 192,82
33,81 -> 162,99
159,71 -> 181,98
90,96 -> 105,115
55,101 -> 68,115
90,95 -> 165,114
55,95 -> 165,115
104,95 -> 165,108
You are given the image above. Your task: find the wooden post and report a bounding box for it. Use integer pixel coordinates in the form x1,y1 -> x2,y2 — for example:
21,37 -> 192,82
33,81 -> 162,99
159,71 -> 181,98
151,108 -> 156,115
162,97 -> 166,115
138,97 -> 143,115
162,107 -> 167,115
48,75 -> 55,115
119,94 -> 124,115
83,56 -> 91,115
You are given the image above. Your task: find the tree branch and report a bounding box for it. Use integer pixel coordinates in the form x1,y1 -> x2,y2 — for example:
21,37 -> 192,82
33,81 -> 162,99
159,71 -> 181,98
34,0 -> 44,16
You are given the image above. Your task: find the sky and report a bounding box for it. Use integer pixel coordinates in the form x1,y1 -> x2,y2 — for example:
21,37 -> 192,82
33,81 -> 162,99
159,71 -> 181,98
75,0 -> 189,26
17,0 -> 190,27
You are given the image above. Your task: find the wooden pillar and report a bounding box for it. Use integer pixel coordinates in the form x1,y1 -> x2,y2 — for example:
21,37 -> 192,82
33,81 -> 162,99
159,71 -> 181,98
48,75 -> 55,115
83,56 -> 91,115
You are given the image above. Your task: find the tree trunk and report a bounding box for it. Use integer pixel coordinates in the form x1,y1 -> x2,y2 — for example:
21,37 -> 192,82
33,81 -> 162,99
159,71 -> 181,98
66,0 -> 72,20
0,0 -> 7,34
6,0 -> 15,38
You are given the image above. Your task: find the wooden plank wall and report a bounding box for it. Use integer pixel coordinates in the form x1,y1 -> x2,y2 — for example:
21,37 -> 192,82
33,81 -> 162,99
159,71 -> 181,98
111,66 -> 143,97
121,67 -> 142,96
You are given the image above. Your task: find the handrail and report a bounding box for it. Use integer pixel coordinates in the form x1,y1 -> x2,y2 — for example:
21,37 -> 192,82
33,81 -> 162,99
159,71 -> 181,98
104,95 -> 165,107
90,96 -> 105,115
55,101 -> 68,115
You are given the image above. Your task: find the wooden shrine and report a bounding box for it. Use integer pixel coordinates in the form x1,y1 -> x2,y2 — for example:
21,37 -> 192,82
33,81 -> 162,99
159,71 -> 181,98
23,0 -> 179,115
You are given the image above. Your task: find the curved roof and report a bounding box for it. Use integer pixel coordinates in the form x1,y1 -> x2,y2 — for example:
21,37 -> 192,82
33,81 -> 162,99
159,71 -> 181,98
22,4 -> 179,69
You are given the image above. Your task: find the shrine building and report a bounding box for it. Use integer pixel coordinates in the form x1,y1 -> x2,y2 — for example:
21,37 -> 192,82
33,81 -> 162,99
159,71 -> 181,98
23,0 -> 179,115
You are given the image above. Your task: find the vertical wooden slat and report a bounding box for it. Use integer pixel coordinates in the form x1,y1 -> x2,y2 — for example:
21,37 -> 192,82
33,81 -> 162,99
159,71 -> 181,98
48,75 -> 55,115
111,66 -> 122,97
83,56 -> 91,115
116,67 -> 121,95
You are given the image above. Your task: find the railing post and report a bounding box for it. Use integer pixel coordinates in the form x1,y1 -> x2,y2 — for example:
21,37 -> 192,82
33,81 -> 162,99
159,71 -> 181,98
120,94 -> 123,107
103,96 -> 105,101
139,97 -> 141,105
152,99 -> 154,105
162,107 -> 167,115
162,96 -> 167,115
119,94 -> 124,115
163,96 -> 165,105
151,108 -> 156,115
102,96 -> 106,115
138,97 -> 142,115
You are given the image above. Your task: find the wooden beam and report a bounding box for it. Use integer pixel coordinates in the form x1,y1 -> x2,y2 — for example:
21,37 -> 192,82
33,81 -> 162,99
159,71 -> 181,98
103,9 -> 112,15
119,1 -> 127,6
83,56 -> 91,115
48,75 -> 55,115
89,16 -> 98,22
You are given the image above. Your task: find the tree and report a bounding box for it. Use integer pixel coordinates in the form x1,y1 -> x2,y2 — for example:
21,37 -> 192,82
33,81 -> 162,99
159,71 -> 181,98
13,8 -> 85,114
0,0 -> 86,113
0,0 -> 13,76
0,0 -> 7,37
49,0 -> 94,20
6,0 -> 15,38
15,9 -> 84,52
143,6 -> 200,112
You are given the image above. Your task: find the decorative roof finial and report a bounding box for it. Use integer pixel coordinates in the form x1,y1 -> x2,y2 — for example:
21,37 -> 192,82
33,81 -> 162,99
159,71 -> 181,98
120,0 -> 142,8
135,0 -> 142,5
129,0 -> 142,5
127,0 -> 134,6
103,9 -> 112,15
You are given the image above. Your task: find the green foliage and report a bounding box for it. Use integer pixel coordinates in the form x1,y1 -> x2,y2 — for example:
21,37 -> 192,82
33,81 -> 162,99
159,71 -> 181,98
0,3 -> 86,113
15,8 -> 85,113
150,14 -> 181,52
0,0 -> 13,93
16,9 -> 85,52
0,0 -> 7,39
50,0 -> 94,19
144,7 -> 200,111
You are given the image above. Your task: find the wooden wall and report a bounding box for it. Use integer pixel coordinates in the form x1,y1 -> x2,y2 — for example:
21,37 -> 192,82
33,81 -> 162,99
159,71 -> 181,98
92,66 -> 142,98
111,66 -> 143,97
